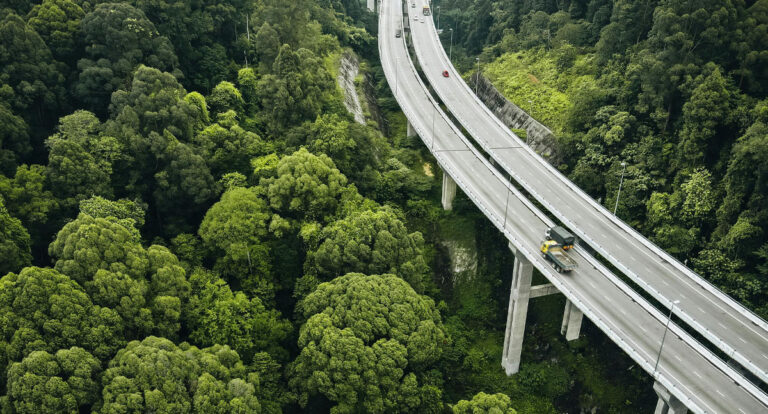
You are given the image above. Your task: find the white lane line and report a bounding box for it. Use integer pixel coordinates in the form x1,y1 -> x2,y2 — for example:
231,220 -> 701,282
674,354 -> 682,362
762,354 -> 768,360
716,389 -> 725,397
717,322 -> 728,329
619,308 -> 627,315
738,336 -> 747,344
693,371 -> 703,379
679,294 -> 687,299
639,325 -> 647,333
697,307 -> 706,314
738,409 -> 747,413
661,279 -> 670,286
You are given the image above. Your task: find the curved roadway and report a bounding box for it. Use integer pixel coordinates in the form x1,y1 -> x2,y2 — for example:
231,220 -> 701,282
380,0 -> 768,412
407,0 -> 768,385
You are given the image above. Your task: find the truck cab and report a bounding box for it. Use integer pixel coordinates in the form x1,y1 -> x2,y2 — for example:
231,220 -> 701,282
545,225 -> 575,249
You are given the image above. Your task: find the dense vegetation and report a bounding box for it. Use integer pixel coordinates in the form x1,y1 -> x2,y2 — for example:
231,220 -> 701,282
0,0 -> 762,412
439,0 -> 768,319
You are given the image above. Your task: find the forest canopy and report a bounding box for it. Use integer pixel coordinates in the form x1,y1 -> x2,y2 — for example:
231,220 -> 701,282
0,0 -> 765,412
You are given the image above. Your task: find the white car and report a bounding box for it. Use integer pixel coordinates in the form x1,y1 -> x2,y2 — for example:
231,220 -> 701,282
413,14 -> 418,20
421,16 -> 425,23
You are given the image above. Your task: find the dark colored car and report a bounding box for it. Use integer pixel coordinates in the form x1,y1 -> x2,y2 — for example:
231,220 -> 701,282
442,70 -> 449,77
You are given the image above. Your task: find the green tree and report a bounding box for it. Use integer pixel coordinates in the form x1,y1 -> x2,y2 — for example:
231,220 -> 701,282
301,207 -> 429,296
199,187 -> 274,298
0,164 -> 60,246
45,110 -> 116,212
75,3 -> 180,112
252,23 -> 280,72
208,81 -> 245,116
453,392 -> 517,414
27,0 -> 85,63
0,196 -> 31,275
717,115 -> 768,233
0,98 -> 31,174
49,213 -> 190,340
0,267 -> 122,388
290,273 -> 446,413
677,65 -> 736,168
99,336 -> 262,413
194,112 -> 268,178
261,148 -> 352,224
4,347 -> 101,414
186,269 -> 291,361
108,65 -> 196,141
79,195 -> 146,229
0,13 -> 66,139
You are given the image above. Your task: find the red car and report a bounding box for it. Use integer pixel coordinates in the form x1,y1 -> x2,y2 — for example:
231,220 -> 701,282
442,70 -> 449,77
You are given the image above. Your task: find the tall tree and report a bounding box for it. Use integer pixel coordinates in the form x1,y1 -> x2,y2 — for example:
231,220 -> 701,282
26,0 -> 85,64
4,347 -> 101,414
75,3 -> 180,113
186,269 -> 291,361
0,196 -> 32,275
99,336 -> 263,413
0,13 -> 66,142
260,148 -> 352,224
198,186 -> 273,296
0,267 -> 123,390
290,273 -> 446,413
301,207 -> 429,296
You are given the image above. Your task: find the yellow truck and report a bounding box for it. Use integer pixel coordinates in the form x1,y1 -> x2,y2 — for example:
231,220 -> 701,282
540,239 -> 577,273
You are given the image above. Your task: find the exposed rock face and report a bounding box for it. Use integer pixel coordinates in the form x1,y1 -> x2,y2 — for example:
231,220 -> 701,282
472,72 -> 562,166
337,51 -> 366,125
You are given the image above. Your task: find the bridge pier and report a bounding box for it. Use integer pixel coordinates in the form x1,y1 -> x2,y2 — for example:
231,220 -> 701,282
653,382 -> 687,414
501,245 -> 533,375
560,299 -> 583,341
407,120 -> 416,138
442,173 -> 457,210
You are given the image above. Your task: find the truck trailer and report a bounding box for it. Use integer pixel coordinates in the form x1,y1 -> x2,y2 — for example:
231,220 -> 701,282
540,240 -> 578,273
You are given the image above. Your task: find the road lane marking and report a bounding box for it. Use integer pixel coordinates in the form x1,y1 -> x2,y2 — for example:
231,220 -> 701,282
693,371 -> 702,379
717,322 -> 728,329
697,307 -> 706,313
738,336 -> 747,344
716,389 -> 724,397
674,354 -> 682,362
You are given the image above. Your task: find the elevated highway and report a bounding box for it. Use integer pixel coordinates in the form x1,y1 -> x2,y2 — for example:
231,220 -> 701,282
406,0 -> 768,387
379,0 -> 768,412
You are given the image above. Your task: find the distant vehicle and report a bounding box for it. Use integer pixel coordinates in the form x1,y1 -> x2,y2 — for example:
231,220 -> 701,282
541,239 -> 578,273
411,1 -> 415,7
545,225 -> 575,249
413,14 -> 418,20
395,29 -> 402,38
442,70 -> 449,77
423,6 -> 431,15
421,16 -> 425,23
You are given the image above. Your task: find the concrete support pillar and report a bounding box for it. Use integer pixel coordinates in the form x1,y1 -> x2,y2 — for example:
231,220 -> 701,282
501,246 -> 533,375
653,382 -> 688,414
406,120 -> 416,138
560,299 -> 583,341
442,173 -> 457,210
